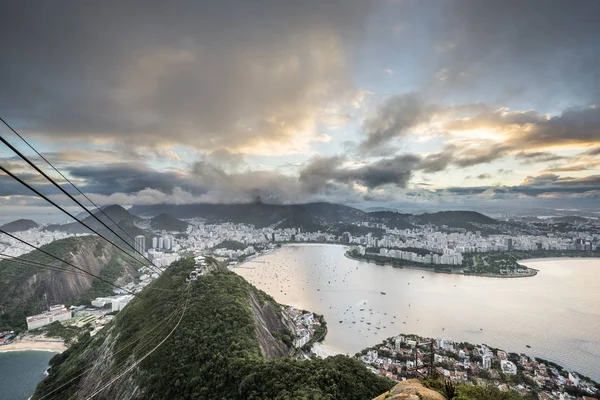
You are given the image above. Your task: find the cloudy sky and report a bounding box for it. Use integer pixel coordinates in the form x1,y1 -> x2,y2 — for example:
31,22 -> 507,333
1,0 -> 600,217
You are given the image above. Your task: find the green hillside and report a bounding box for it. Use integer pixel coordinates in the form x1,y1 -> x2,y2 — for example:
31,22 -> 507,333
34,258 -> 393,399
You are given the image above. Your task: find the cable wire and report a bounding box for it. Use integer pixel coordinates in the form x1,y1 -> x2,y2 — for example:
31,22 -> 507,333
0,128 -> 162,275
0,164 -> 155,273
0,253 -> 90,276
0,117 -> 144,252
84,284 -> 190,400
0,229 -> 136,296
41,300 -> 185,400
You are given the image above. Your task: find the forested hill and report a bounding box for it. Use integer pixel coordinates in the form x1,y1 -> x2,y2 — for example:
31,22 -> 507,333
0,236 -> 139,330
43,205 -> 187,237
0,218 -> 38,232
34,258 -> 393,400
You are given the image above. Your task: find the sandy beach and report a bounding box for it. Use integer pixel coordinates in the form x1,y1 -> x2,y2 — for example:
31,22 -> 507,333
0,340 -> 66,353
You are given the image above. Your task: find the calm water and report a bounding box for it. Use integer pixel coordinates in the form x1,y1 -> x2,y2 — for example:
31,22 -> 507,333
0,351 -> 56,400
236,244 -> 600,381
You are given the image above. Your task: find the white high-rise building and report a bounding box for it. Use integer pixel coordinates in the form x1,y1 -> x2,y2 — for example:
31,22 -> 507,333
152,237 -> 158,249
162,235 -> 171,250
158,237 -> 164,249
134,235 -> 146,254
482,356 -> 492,370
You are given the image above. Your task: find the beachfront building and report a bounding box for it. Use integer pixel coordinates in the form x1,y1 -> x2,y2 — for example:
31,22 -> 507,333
26,305 -> 72,330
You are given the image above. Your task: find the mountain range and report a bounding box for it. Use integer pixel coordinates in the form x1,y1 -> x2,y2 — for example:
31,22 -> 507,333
1,202 -> 506,238
43,205 -> 189,238
128,201 -> 501,233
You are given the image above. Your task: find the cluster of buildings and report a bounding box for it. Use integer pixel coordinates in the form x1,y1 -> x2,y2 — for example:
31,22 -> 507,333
346,227 -> 598,257
283,306 -> 322,349
91,295 -> 134,312
0,330 -> 16,346
0,227 -> 84,258
378,247 -> 464,266
174,219 -> 599,269
357,335 -> 599,400
149,234 -> 178,251
213,245 -> 256,260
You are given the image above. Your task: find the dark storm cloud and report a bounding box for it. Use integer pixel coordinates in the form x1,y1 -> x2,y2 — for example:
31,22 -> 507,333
0,0 -> 371,150
514,151 -> 566,164
359,94 -> 435,154
300,145 -> 513,193
432,0 -> 600,105
443,106 -> 600,149
300,154 -> 421,191
69,163 -> 205,195
476,174 -> 491,180
582,147 -> 600,157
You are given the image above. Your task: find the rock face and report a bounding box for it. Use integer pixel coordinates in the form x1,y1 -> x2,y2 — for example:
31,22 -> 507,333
0,236 -> 138,329
373,379 -> 446,400
248,291 -> 295,358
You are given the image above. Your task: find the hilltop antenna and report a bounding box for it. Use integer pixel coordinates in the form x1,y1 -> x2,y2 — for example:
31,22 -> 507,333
407,339 -> 436,378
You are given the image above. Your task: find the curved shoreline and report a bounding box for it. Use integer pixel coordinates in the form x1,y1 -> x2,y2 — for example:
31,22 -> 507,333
0,340 -> 66,353
236,243 -> 599,279
517,257 -> 600,264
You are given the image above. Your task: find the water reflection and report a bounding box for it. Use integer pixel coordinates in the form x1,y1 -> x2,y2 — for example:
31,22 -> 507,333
235,244 -> 600,380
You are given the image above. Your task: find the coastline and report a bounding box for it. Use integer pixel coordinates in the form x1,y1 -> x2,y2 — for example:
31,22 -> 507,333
0,340 -> 66,353
517,256 -> 600,264
344,251 -> 538,278
235,243 -> 600,278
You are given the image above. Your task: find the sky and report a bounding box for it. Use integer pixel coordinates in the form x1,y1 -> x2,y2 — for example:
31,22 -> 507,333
1,0 -> 600,218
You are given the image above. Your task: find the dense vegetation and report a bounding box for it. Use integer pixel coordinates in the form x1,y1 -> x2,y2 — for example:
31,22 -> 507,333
34,258 -> 393,399
214,239 -> 248,250
149,212 -> 188,232
465,250 -> 600,275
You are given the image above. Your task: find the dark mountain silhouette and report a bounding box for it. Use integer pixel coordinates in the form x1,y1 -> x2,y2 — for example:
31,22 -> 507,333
0,219 -> 39,232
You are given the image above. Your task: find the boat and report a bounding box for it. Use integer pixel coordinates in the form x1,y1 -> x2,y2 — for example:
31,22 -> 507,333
380,291 -> 386,295
339,320 -> 343,323
526,344 -> 531,348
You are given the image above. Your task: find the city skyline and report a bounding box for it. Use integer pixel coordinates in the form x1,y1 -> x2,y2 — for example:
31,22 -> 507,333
1,0 -> 600,218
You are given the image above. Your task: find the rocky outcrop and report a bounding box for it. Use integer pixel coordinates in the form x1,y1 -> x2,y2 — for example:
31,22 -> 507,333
373,379 -> 446,400
248,292 -> 295,358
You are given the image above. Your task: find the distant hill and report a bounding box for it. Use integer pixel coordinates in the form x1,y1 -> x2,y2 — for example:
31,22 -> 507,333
0,236 -> 139,330
149,213 -> 188,232
0,219 -> 38,232
34,260 -> 393,399
45,205 -> 140,235
129,202 -> 363,231
43,205 -> 151,246
412,210 -> 498,231
366,211 -> 414,230
551,216 -> 590,223
45,202 -> 502,237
